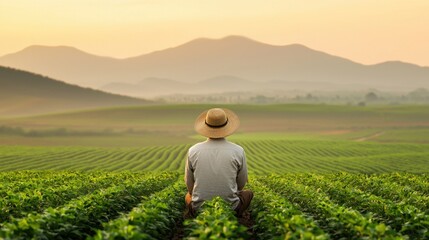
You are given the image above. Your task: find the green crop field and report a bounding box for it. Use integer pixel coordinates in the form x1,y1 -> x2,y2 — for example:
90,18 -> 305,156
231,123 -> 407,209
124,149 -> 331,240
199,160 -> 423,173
0,104 -> 428,239
0,171 -> 428,239
1,138 -> 429,173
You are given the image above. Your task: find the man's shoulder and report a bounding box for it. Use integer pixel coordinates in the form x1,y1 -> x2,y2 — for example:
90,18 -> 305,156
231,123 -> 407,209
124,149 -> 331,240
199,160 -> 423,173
188,139 -> 244,153
225,140 -> 244,152
188,141 -> 207,153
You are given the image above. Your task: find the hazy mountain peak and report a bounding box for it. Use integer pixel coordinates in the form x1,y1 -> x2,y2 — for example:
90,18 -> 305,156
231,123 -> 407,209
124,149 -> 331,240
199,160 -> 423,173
185,35 -> 259,43
16,45 -> 87,56
0,45 -> 121,88
24,45 -> 80,51
172,35 -> 273,51
219,35 -> 261,43
373,60 -> 424,68
3,45 -> 116,61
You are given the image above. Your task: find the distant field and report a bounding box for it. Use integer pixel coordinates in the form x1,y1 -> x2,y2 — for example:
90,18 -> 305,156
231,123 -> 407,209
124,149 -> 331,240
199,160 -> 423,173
1,138 -> 428,173
0,104 -> 428,147
1,103 -> 428,172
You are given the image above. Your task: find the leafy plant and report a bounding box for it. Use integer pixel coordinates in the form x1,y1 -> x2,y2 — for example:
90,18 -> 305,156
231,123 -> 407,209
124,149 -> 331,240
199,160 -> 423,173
0,172 -> 177,240
91,180 -> 186,240
262,174 -> 404,239
184,197 -> 248,240
249,178 -> 328,239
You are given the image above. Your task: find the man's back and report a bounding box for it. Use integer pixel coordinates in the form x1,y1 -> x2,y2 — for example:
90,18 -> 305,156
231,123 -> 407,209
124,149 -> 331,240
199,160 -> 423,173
184,107 -> 253,217
186,138 -> 248,210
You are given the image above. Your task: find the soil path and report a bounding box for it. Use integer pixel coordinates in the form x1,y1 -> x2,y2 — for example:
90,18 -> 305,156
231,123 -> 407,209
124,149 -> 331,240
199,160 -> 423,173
354,131 -> 385,142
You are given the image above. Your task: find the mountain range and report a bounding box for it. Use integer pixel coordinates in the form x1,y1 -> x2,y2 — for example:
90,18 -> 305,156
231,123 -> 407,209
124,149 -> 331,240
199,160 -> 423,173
0,66 -> 149,116
1,36 -> 428,97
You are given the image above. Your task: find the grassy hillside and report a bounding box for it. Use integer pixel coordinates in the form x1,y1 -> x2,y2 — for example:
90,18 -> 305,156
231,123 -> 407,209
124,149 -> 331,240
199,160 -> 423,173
0,66 -> 150,116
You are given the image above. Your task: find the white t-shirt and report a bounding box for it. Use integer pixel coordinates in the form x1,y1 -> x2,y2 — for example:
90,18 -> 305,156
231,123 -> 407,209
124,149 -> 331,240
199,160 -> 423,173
185,138 -> 248,210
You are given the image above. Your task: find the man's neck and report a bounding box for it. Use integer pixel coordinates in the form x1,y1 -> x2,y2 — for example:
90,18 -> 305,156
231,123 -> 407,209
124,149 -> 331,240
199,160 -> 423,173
208,137 -> 226,141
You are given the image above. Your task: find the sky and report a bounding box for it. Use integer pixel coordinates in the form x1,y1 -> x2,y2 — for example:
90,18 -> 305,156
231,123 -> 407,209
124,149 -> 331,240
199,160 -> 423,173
1,0 -> 429,66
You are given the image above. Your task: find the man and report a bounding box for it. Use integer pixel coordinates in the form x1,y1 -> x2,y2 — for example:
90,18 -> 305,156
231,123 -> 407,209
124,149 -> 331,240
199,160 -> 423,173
184,108 -> 253,218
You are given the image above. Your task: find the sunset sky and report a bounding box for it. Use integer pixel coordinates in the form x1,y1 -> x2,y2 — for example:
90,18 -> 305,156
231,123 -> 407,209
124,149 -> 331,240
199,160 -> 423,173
1,0 -> 428,66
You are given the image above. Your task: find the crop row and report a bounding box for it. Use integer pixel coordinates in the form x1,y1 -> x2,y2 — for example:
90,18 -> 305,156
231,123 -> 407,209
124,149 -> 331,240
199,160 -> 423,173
248,179 -> 328,239
1,139 -> 429,173
1,171 -> 428,239
91,180 -> 186,240
0,172 -> 178,240
0,171 -> 87,196
0,172 -> 132,222
293,173 -> 429,238
260,175 -> 404,239
380,172 -> 429,195
322,173 -> 429,210
184,197 -> 248,239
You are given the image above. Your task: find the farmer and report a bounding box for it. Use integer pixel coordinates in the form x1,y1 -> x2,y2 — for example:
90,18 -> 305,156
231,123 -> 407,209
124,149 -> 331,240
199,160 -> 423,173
184,108 -> 253,218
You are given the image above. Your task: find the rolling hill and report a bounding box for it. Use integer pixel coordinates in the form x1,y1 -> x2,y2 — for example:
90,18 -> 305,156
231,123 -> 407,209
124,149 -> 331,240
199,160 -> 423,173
0,66 -> 150,116
0,45 -> 123,88
100,75 -> 264,98
0,36 -> 428,95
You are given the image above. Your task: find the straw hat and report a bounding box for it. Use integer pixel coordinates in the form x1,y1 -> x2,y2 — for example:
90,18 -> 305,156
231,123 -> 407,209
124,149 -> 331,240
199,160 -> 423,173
194,108 -> 240,138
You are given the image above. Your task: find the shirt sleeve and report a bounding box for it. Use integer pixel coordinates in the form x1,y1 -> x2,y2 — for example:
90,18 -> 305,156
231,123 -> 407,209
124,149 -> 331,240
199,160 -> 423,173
236,150 -> 248,191
184,153 -> 195,194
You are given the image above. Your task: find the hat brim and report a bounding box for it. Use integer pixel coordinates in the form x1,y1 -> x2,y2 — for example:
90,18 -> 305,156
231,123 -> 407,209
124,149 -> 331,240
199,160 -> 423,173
194,108 -> 240,138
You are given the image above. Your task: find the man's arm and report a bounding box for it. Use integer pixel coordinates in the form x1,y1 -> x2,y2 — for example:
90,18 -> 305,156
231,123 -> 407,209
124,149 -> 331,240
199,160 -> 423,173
184,155 -> 194,194
237,150 -> 248,191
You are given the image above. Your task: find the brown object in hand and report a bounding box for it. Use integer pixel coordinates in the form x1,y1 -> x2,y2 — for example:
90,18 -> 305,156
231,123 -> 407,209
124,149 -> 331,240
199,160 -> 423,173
184,192 -> 196,219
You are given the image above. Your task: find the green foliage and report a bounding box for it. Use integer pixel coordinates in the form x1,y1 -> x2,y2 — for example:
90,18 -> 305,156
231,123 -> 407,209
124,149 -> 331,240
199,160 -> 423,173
91,180 -> 186,240
184,197 -> 248,240
249,179 -> 328,239
0,172 -> 177,240
1,138 -> 429,173
0,172 -> 131,222
262,175 -> 405,239
309,173 -> 429,238
0,171 -> 428,239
